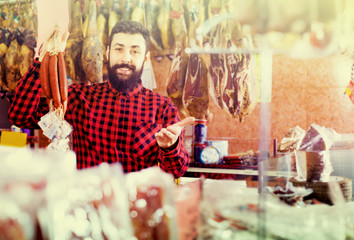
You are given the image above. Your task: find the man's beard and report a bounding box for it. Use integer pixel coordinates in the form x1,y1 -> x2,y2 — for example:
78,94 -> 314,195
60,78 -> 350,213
108,62 -> 143,93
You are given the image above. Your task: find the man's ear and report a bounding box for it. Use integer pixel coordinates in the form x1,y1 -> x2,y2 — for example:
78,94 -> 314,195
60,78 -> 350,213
106,46 -> 110,59
144,51 -> 150,63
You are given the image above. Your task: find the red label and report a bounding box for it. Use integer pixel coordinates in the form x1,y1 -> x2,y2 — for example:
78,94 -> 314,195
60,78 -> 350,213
346,80 -> 354,104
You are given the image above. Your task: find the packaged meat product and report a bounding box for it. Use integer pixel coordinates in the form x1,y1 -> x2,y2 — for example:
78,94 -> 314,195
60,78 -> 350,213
46,163 -> 134,240
126,167 -> 178,240
277,126 -> 306,153
277,126 -> 306,172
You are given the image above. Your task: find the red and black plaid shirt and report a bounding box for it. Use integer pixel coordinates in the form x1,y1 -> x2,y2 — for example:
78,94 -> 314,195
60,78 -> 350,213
8,59 -> 190,178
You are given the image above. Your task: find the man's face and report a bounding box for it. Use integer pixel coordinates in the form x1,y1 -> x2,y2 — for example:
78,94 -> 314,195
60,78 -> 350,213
107,33 -> 147,91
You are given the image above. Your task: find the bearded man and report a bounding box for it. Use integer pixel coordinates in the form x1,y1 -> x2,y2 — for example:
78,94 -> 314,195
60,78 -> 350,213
8,21 -> 194,178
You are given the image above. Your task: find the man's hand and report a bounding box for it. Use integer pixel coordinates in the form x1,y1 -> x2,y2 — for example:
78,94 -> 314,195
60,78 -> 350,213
155,116 -> 195,149
35,0 -> 69,59
39,27 -> 69,62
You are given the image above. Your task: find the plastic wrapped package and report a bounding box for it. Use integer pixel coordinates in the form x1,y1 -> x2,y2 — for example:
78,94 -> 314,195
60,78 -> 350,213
295,124 -> 340,182
175,179 -> 202,240
295,150 -> 333,182
0,146 -> 76,240
198,179 -> 347,240
45,163 -> 134,240
126,167 -> 179,240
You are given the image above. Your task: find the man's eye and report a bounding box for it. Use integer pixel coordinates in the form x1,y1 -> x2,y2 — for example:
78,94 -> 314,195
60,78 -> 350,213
131,50 -> 140,54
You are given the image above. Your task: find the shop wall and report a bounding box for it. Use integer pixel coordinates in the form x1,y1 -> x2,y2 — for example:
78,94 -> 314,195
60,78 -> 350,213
151,53 -> 354,154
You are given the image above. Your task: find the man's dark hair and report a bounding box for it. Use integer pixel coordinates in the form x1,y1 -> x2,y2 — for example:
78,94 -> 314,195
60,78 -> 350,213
108,20 -> 150,53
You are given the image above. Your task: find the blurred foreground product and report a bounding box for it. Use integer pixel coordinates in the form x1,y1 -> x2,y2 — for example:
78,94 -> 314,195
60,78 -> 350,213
46,163 -> 134,240
126,167 -> 179,240
199,179 -> 352,240
0,147 -> 76,240
0,198 -> 31,240
175,179 -> 202,240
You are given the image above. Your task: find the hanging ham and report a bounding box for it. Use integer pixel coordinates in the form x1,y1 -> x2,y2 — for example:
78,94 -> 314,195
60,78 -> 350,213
81,0 -> 103,84
65,0 -> 85,83
183,1 -> 210,120
236,36 -> 258,122
166,1 -> 188,118
3,30 -> 21,90
208,27 -> 227,109
208,17 -> 258,122
183,48 -> 210,120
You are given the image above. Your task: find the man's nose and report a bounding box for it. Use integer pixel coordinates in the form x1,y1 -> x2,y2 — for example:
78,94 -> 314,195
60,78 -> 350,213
122,50 -> 132,64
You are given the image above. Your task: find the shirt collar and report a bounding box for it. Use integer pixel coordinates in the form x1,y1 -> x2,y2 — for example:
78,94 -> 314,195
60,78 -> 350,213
106,80 -> 143,97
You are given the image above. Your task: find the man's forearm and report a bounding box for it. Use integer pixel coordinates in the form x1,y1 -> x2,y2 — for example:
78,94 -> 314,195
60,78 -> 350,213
8,59 -> 49,129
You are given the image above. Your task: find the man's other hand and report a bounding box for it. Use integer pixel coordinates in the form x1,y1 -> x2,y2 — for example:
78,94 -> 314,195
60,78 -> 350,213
155,116 -> 195,149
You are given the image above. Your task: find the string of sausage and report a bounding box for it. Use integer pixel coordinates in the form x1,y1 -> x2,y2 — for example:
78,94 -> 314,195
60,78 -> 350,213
40,51 -> 68,114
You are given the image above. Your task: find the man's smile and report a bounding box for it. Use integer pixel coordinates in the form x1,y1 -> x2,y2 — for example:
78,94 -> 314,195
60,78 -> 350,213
117,67 -> 132,75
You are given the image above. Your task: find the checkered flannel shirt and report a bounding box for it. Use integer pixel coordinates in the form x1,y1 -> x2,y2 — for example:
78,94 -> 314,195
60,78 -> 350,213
8,59 -> 190,178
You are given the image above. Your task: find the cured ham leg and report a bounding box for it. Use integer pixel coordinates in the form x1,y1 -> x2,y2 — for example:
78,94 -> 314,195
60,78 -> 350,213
81,0 -> 103,84
235,36 -> 258,122
183,2 -> 210,121
166,3 -> 188,118
183,53 -> 209,120
166,40 -> 189,118
208,18 -> 258,122
208,27 -> 227,109
65,0 -> 84,83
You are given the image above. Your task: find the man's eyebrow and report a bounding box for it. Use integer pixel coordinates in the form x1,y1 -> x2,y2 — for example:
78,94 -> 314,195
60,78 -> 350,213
112,43 -> 141,49
131,45 -> 141,49
112,43 -> 124,47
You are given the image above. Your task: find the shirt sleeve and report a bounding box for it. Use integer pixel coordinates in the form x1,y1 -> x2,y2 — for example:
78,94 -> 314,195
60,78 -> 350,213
157,99 -> 190,178
8,58 -> 49,129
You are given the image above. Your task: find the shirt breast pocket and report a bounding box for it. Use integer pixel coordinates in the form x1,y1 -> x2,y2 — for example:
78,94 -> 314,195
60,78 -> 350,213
132,121 -> 162,157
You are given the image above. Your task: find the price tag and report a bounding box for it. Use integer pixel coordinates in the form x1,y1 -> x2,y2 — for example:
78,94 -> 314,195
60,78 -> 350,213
38,110 -> 73,151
